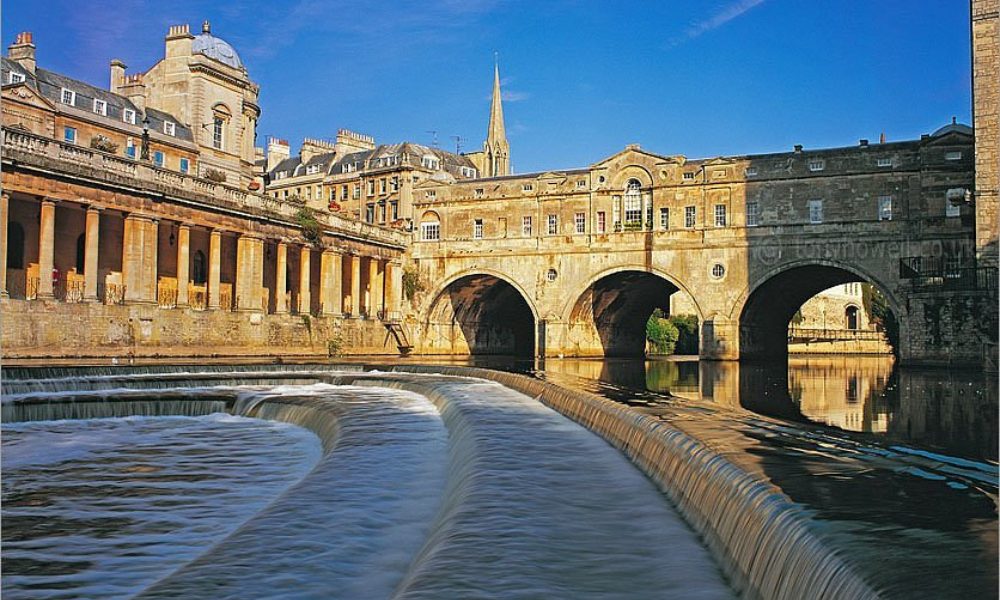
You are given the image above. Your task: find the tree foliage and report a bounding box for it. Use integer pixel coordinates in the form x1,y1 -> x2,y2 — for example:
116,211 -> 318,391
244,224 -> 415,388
862,283 -> 899,352
295,205 -> 324,247
646,309 -> 680,354
402,265 -> 425,301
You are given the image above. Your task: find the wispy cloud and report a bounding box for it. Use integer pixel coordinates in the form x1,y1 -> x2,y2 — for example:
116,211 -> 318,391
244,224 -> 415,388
502,90 -> 530,102
670,0 -> 766,46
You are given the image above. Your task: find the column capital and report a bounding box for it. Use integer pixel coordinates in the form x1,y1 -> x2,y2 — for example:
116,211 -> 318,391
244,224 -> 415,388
1,192 -> 10,201
86,204 -> 106,214
177,222 -> 192,231
41,196 -> 61,205
322,247 -> 344,256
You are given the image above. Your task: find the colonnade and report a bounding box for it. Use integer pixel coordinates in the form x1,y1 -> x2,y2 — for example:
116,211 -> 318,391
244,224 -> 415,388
1,194 -> 404,319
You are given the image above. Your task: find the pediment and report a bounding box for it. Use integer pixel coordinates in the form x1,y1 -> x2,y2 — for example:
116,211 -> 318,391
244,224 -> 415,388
591,145 -> 674,169
2,82 -> 55,111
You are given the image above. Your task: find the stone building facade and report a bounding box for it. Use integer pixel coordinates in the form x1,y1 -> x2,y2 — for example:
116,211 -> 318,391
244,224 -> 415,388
1,26 -> 409,360
973,0 -> 999,267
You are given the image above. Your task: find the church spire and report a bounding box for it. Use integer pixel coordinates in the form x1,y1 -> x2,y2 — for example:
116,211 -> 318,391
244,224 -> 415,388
483,56 -> 510,177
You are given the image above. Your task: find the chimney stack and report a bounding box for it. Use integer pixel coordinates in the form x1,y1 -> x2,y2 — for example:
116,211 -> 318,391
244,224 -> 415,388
164,24 -> 194,59
793,144 -> 803,153
267,138 -> 290,169
110,59 -> 127,93
859,139 -> 869,147
8,32 -> 36,75
119,73 -> 146,112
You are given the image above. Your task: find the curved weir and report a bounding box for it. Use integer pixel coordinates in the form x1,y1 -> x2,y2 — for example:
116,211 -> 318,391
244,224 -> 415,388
3,364 -> 993,598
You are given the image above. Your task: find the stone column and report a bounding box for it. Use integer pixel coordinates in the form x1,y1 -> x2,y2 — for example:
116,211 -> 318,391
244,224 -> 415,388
123,214 -> 157,303
37,198 -> 57,299
208,229 -> 222,309
386,260 -> 403,318
83,206 -> 101,302
275,241 -> 288,314
350,254 -> 362,317
320,249 -> 343,316
369,258 -> 385,319
298,245 -> 311,314
176,225 -> 190,307
236,234 -> 264,311
0,193 -> 10,297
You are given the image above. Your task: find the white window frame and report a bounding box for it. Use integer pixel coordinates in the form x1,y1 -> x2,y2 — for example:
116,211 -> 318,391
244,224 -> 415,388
682,172 -> 695,181
746,200 -> 760,227
306,165 -> 320,175
164,121 -> 176,136
123,108 -> 136,124
660,207 -> 669,230
522,183 -> 534,192
547,214 -> 558,235
8,71 -> 25,84
808,159 -> 825,172
522,215 -> 533,237
420,221 -> 440,241
597,211 -> 606,233
421,155 -> 440,170
623,179 -> 643,225
211,118 -> 223,148
125,138 -> 136,159
714,204 -> 727,227
60,88 -> 76,105
745,166 -> 758,177
574,212 -> 586,234
93,98 -> 107,116
808,199 -> 824,224
684,206 -> 696,228
876,157 -> 892,168
425,190 -> 437,200
473,219 -> 484,239
945,151 -> 962,161
877,195 -> 893,221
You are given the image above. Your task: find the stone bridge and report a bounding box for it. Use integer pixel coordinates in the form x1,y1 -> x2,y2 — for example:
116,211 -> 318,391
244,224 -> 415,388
407,139 -> 997,367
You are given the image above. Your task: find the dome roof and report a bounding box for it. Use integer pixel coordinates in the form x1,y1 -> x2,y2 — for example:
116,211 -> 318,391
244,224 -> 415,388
191,21 -> 244,70
932,118 -> 972,137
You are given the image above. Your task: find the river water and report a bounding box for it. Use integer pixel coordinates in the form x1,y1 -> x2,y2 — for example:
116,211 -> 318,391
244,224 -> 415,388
1,380 -> 733,599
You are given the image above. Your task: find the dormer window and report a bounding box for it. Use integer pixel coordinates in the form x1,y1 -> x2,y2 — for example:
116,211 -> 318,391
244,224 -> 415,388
745,166 -> 758,177
275,170 -> 287,180
123,108 -> 136,124
421,155 -> 440,170
306,164 -> 321,175
426,190 -> 437,199
8,72 -> 25,84
342,162 -> 356,173
164,121 -> 176,136
460,166 -> 477,178
60,88 -> 76,105
808,159 -> 825,172
877,157 -> 892,167
93,99 -> 107,116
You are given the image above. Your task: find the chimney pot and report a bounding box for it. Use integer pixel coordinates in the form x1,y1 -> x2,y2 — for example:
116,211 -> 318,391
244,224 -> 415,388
9,31 -> 36,74
794,144 -> 803,153
859,139 -> 869,147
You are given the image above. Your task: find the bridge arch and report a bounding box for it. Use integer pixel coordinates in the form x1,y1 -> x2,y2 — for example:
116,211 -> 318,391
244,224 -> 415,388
422,269 -> 538,357
733,259 -> 904,362
563,266 -> 702,357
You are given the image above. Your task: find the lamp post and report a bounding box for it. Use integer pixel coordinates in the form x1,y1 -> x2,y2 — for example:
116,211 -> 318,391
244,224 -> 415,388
140,115 -> 151,161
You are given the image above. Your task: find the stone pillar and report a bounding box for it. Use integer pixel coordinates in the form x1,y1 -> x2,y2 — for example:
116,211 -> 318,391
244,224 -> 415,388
298,245 -> 311,314
275,241 -> 288,313
350,254 -> 362,317
123,214 -> 157,303
320,249 -> 343,316
369,258 -> 385,319
386,260 -> 403,318
236,234 -> 264,311
0,193 -> 9,297
208,229 -> 222,309
83,206 -> 101,302
176,225 -> 190,307
37,198 -> 57,299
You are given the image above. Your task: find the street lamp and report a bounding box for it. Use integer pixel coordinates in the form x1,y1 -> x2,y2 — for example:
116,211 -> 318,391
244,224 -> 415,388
140,115 -> 151,161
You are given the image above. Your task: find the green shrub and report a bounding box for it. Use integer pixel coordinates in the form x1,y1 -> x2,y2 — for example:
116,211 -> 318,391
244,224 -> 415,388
646,309 -> 679,354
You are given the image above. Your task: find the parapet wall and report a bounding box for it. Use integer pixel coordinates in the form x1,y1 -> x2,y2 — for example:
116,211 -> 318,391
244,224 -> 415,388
1,299 -> 399,360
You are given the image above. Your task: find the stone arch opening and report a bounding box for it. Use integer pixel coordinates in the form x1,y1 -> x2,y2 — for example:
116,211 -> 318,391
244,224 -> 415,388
740,264 -> 899,362
425,273 -> 536,357
568,270 -> 681,357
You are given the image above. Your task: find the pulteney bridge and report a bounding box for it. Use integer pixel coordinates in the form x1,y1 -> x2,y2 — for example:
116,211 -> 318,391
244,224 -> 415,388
407,136 -> 997,367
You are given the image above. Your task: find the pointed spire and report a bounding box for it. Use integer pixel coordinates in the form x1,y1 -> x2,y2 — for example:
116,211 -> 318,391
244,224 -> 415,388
483,55 -> 510,177
487,58 -> 506,145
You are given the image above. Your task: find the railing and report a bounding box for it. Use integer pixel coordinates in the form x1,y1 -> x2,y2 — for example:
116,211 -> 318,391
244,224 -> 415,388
2,127 -> 408,249
157,276 -> 178,308
788,327 -> 886,343
189,284 -> 208,310
103,283 -> 126,305
219,283 -> 234,311
55,271 -> 86,303
910,267 -> 998,292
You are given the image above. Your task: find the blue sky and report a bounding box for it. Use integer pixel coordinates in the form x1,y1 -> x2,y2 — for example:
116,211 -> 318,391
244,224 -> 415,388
5,1 -> 973,173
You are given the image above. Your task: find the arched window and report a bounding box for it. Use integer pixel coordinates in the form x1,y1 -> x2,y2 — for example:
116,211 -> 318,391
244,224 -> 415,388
75,234 -> 85,273
623,179 -> 642,225
420,211 -> 441,241
7,222 -> 24,269
845,305 -> 859,330
192,250 -> 207,284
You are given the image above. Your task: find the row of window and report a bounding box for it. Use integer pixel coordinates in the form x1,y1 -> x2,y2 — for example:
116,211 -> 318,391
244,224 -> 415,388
418,193 -> 964,241
62,126 -> 191,172
365,202 -> 400,223
57,87 -> 184,137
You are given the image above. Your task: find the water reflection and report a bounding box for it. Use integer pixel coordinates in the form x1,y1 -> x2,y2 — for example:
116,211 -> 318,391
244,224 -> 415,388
537,356 -> 997,462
